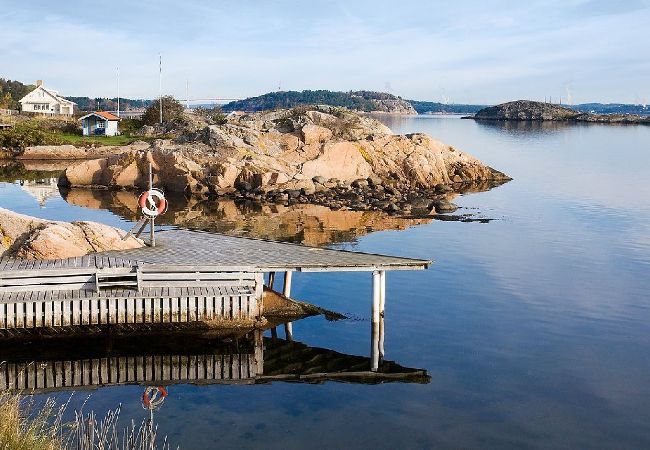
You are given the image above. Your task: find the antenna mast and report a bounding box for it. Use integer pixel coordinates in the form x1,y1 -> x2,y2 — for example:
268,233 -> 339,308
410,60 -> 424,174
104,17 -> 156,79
159,55 -> 163,124
117,67 -> 120,117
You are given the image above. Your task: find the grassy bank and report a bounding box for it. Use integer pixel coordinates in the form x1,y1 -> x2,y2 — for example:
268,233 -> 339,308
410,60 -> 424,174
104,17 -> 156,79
55,134 -> 143,146
0,390 -> 170,449
0,393 -> 64,449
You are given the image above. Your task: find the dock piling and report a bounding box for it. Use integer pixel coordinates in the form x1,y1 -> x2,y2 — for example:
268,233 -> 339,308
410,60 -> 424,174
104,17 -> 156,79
283,271 -> 293,340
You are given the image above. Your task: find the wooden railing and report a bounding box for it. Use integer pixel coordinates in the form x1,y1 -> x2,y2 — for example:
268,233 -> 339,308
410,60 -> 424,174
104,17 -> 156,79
0,265 -> 264,329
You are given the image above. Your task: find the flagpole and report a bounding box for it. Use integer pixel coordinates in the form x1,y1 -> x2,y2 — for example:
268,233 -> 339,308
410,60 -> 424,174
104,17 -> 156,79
116,67 -> 120,118
159,54 -> 163,124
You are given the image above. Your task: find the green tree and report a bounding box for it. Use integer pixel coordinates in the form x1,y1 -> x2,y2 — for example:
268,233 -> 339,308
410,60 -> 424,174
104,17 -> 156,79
142,96 -> 184,125
0,92 -> 13,109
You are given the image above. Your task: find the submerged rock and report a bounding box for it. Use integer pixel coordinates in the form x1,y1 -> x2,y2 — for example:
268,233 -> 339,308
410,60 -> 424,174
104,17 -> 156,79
0,207 -> 143,260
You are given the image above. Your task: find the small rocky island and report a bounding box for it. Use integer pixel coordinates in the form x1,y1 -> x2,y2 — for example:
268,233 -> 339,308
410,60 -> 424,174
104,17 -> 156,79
469,100 -> 650,124
54,107 -> 509,216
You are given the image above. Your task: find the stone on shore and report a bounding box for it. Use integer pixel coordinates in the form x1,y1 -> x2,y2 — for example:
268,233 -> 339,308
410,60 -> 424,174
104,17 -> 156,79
0,207 -> 143,260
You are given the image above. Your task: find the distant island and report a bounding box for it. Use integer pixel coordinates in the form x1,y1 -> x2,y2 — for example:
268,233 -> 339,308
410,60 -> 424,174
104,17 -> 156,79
468,100 -> 650,124
222,90 -> 417,114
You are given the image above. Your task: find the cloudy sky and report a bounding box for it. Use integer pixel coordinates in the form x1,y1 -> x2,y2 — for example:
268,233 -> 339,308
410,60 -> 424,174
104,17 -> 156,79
1,0 -> 648,104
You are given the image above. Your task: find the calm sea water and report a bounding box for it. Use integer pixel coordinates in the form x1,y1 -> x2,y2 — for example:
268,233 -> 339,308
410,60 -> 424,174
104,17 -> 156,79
1,116 -> 650,449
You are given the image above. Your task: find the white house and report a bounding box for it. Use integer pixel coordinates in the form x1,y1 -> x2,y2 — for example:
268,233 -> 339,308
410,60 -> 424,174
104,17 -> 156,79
79,111 -> 121,136
19,80 -> 75,116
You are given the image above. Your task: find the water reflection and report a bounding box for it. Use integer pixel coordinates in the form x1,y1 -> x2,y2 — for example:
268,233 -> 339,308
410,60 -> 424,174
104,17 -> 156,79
0,325 -> 429,394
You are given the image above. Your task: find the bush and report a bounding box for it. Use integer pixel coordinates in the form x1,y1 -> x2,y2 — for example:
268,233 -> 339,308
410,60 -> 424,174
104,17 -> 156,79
119,117 -> 144,135
142,96 -> 184,125
0,121 -> 62,149
194,106 -> 227,125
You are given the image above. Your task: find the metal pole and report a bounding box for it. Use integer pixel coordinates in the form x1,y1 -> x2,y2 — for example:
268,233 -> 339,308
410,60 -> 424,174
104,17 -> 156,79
116,67 -> 120,118
149,163 -> 155,247
159,54 -> 163,124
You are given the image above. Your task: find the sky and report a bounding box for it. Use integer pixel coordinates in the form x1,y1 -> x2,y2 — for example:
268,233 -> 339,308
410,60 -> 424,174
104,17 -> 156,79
1,0 -> 649,105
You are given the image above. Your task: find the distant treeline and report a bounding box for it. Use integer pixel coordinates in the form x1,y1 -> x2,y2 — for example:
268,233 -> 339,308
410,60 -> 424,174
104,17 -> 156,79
222,90 -> 405,112
0,78 -> 35,109
569,103 -> 650,115
66,97 -> 153,112
408,100 -> 487,114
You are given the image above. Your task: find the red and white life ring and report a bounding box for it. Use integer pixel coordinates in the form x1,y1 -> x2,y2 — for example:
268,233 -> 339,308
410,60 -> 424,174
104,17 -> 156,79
142,385 -> 168,410
138,189 -> 167,217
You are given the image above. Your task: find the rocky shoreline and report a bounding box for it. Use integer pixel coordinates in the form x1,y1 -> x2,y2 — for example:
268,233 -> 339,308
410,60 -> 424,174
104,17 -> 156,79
207,175 -> 505,216
5,107 -> 511,217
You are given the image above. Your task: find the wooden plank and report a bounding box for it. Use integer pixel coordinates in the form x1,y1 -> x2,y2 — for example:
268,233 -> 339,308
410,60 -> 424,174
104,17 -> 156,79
171,297 -> 179,322
5,302 -> 14,329
139,280 -> 255,289
232,295 -> 239,319
15,302 -> 24,328
53,300 -> 62,327
0,267 -> 97,279
153,298 -> 162,323
62,300 -> 71,326
126,297 -> 135,324
139,272 -> 256,281
81,298 -> 89,325
144,298 -> 152,323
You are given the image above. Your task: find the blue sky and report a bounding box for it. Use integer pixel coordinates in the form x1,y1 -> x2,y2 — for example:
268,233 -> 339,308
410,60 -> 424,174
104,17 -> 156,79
1,0 -> 648,104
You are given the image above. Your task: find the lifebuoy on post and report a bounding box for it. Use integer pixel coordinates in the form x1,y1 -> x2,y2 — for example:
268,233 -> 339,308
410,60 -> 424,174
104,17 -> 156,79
142,385 -> 168,410
138,189 -> 167,217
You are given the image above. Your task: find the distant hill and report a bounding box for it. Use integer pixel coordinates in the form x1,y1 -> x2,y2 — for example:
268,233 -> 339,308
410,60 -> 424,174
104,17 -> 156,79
222,90 -> 417,114
66,97 -> 153,112
470,100 -> 650,124
407,100 -> 486,114
571,103 -> 650,115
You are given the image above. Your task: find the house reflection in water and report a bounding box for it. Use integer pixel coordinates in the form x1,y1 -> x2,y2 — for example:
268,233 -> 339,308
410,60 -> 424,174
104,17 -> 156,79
0,323 -> 429,395
18,177 -> 60,207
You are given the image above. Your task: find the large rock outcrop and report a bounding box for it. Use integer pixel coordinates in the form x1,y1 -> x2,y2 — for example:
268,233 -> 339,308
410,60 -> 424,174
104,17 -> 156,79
59,107 -> 510,195
0,207 -> 143,260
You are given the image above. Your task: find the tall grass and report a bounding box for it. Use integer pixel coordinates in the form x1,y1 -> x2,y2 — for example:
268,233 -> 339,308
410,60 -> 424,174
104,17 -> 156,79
0,391 -> 171,450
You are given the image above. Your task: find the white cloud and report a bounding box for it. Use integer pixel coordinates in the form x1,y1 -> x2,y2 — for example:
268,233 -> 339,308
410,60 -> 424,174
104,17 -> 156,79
1,0 -> 648,103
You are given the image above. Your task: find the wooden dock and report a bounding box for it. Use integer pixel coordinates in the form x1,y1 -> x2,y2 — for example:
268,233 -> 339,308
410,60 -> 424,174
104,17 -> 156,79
0,229 -> 429,370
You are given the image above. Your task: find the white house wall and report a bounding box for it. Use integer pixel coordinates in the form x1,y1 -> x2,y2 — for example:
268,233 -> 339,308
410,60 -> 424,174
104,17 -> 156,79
106,120 -> 119,136
20,87 -> 74,116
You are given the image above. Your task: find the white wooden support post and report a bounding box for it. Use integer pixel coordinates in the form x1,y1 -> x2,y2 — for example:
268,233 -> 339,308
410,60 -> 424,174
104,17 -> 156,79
371,270 -> 381,371
268,272 -> 276,289
283,271 -> 293,341
379,270 -> 386,360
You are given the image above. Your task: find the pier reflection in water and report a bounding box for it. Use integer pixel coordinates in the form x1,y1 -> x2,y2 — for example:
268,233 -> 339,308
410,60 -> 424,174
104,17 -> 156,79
0,319 -> 429,395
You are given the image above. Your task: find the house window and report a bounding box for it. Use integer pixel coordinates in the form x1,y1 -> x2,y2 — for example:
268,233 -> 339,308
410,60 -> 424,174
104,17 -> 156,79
97,121 -> 105,128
